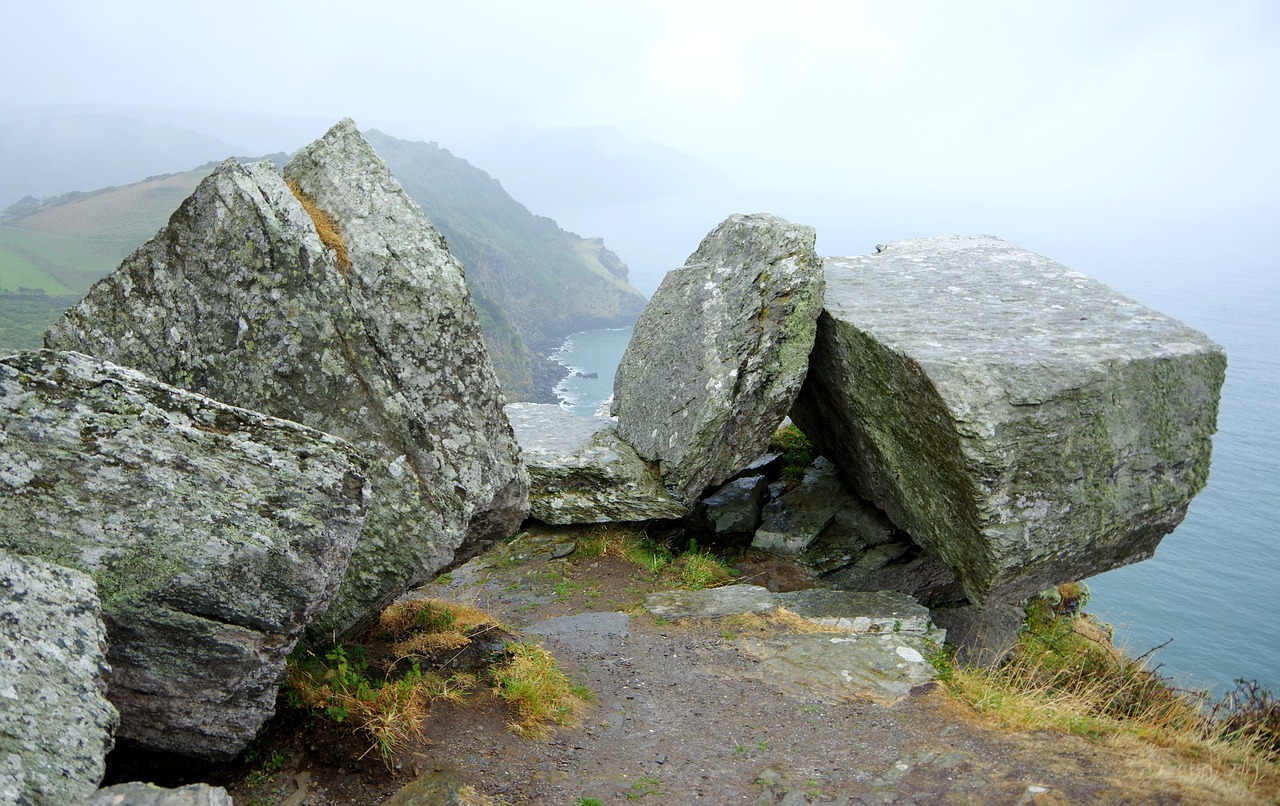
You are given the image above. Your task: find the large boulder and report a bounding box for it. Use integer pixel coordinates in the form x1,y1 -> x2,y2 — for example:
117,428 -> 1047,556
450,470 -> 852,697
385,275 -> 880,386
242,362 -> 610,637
0,350 -> 369,758
611,214 -> 824,504
0,552 -> 118,806
46,118 -> 528,639
505,403 -> 686,524
792,236 -> 1226,605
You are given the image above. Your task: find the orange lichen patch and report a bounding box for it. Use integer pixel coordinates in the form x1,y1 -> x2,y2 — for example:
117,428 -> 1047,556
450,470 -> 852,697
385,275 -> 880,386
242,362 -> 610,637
287,180 -> 351,276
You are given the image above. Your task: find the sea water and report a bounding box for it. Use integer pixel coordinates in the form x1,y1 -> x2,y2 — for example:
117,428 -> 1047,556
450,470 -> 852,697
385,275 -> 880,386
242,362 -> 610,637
550,262 -> 1279,696
550,326 -> 633,416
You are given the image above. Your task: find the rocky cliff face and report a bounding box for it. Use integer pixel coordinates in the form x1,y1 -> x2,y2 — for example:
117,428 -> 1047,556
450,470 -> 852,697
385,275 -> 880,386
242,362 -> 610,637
46,119 -> 528,640
612,214 -> 824,504
0,349 -> 369,758
792,236 -> 1226,605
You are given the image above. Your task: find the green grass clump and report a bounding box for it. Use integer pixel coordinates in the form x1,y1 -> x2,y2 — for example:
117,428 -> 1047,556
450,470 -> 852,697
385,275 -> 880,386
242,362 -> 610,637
490,641 -> 593,739
769,423 -> 813,486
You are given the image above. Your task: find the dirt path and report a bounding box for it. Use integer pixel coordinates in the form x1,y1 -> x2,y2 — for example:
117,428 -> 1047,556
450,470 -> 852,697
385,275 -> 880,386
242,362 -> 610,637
192,526 -> 1260,805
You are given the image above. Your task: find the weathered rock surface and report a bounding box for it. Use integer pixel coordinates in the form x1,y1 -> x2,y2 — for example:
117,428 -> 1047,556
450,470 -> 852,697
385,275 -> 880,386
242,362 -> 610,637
612,214 -> 824,503
793,236 -> 1226,604
0,552 -> 118,806
929,602 -> 1027,668
752,457 -> 888,555
700,475 -> 768,534
644,585 -> 941,706
46,118 -> 528,639
77,782 -> 233,806
505,403 -> 686,524
0,350 -> 369,758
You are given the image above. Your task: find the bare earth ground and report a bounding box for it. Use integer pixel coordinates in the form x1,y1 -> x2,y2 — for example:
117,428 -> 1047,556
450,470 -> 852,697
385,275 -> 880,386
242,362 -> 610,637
111,526 -> 1270,805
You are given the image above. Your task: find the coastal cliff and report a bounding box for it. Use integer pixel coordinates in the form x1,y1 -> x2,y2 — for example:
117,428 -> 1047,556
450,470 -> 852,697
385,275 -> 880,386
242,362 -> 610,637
0,139 -> 1237,802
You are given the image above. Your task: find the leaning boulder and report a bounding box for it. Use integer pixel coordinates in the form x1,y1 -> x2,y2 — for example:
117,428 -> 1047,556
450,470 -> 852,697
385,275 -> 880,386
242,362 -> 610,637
47,118 -> 528,640
0,350 -> 369,758
792,236 -> 1226,605
505,403 -> 686,524
612,214 -> 824,504
0,552 -> 118,806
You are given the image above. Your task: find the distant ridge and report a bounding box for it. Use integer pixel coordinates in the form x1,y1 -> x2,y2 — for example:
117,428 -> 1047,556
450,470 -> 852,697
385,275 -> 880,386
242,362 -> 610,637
0,124 -> 648,402
365,129 -> 648,401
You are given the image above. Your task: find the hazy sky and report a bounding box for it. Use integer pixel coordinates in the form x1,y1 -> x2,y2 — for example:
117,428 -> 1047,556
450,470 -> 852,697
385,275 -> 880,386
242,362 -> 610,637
7,0 -> 1278,214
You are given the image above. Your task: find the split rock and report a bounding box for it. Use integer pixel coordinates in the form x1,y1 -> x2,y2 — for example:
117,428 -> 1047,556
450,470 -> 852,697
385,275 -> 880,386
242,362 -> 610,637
612,213 -> 824,503
0,350 -> 369,758
793,236 -> 1225,604
47,118 -> 527,639
0,552 -> 118,806
505,403 -> 685,524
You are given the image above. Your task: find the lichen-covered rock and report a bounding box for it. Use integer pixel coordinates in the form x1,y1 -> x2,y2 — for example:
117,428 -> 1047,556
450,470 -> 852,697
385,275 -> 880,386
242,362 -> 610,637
505,403 -> 685,524
0,350 -> 369,758
611,214 -> 824,504
77,782 -> 233,806
0,552 -> 118,806
792,236 -> 1226,604
47,118 -> 528,640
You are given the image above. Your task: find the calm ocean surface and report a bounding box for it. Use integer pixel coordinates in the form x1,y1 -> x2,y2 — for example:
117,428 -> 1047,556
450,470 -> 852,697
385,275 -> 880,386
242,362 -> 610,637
551,254 -> 1279,696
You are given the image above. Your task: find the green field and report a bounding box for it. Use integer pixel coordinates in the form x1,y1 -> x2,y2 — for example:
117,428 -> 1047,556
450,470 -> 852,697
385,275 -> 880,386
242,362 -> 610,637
0,293 -> 80,352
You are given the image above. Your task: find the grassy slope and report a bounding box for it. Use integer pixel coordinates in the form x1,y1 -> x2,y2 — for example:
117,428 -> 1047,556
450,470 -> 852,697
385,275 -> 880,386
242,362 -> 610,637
0,170 -> 211,350
365,130 -> 647,399
0,137 -> 647,400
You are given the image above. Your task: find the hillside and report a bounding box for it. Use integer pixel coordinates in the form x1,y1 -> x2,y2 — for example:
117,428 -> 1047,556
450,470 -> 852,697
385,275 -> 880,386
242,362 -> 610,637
0,129 -> 647,400
365,129 -> 648,400
0,169 -> 214,296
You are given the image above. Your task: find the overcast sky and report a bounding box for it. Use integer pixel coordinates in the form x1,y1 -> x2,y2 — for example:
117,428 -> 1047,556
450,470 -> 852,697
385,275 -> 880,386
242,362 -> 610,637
6,0 -> 1278,216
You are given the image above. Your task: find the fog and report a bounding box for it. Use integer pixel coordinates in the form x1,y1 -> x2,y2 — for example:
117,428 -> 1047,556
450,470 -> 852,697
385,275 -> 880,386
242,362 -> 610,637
6,2 -> 1277,238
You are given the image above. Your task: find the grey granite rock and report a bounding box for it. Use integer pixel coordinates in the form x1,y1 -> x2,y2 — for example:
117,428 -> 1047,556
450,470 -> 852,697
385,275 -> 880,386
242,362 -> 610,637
776,589 -> 934,635
505,403 -> 685,524
77,782 -> 233,806
612,214 -> 824,503
700,475 -> 768,534
644,584 -> 942,707
0,552 -> 118,806
793,236 -> 1226,604
753,457 -> 873,554
644,585 -> 780,619
929,603 -> 1026,668
0,350 -> 369,758
47,118 -> 527,640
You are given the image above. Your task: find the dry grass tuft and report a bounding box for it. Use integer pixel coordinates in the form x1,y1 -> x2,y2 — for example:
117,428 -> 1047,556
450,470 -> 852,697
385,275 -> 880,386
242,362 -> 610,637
286,180 -> 351,275
944,599 -> 1280,802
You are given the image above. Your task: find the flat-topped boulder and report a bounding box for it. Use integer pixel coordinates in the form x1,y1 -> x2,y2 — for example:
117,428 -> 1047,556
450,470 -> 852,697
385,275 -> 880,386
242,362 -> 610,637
792,235 -> 1226,605
0,552 -> 118,805
612,214 -> 824,504
505,403 -> 686,524
47,118 -> 528,639
644,585 -> 941,706
0,350 -> 368,758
